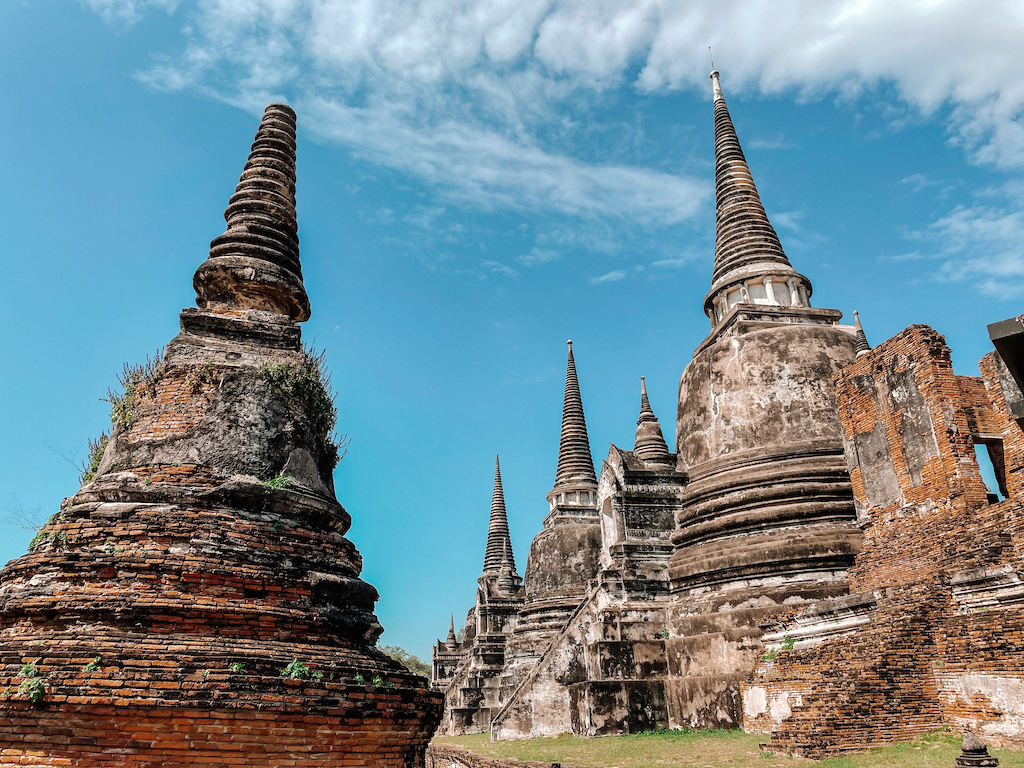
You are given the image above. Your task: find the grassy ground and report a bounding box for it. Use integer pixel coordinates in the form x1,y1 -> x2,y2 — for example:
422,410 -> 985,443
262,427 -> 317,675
433,729 -> 1024,768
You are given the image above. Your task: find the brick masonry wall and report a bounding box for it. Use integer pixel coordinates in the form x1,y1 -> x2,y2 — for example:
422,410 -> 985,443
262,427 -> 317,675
1,702 -> 438,766
743,325 -> 1024,757
0,321 -> 444,765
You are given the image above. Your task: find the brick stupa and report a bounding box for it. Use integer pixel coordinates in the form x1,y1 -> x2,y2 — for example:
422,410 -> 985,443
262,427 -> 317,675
0,104 -> 442,765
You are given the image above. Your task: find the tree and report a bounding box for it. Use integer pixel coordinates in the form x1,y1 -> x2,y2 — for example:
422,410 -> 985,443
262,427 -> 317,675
378,645 -> 431,680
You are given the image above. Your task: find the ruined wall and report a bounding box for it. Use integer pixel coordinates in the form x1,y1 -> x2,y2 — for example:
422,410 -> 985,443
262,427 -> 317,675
745,325 -> 1024,756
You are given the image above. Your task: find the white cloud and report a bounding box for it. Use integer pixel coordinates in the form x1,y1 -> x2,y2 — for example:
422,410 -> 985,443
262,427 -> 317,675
748,134 -> 796,151
81,0 -> 178,25
905,183 -> 1024,299
96,0 -> 1024,226
590,269 -> 627,284
302,97 -> 703,222
481,260 -> 518,278
517,247 -> 561,267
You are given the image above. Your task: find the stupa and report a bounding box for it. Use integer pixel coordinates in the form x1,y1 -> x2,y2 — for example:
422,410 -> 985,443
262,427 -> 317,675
0,104 -> 442,766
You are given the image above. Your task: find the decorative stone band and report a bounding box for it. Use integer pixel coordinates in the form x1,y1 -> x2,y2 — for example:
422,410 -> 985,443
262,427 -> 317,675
760,590 -> 879,651
625,528 -> 672,541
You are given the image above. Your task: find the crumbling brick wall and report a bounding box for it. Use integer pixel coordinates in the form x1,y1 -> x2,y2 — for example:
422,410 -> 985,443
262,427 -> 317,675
746,325 -> 1024,756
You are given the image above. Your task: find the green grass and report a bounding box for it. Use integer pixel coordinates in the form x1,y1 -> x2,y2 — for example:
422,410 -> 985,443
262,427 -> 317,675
433,729 -> 1024,768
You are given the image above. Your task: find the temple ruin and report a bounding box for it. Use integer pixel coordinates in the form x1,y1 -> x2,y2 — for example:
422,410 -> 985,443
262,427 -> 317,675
433,70 -> 1024,753
0,104 -> 442,765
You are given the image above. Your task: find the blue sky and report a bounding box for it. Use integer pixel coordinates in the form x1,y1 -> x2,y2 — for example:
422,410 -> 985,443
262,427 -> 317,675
2,0 -> 1023,663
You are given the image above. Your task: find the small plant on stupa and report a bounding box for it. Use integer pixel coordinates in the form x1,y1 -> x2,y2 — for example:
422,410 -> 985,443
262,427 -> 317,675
371,675 -> 384,687
184,362 -> 220,394
229,662 -> 246,674
106,351 -> 167,430
17,663 -> 45,704
83,657 -> 102,672
353,672 -> 365,685
258,346 -> 347,468
280,658 -> 311,679
263,474 -> 294,490
79,432 -> 110,484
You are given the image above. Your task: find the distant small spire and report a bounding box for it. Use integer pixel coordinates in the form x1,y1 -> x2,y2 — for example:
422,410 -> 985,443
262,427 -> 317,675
445,614 -> 458,650
193,103 -> 311,321
634,377 -> 673,467
639,376 -> 656,421
552,340 -> 597,490
497,539 -> 518,596
854,311 -> 871,357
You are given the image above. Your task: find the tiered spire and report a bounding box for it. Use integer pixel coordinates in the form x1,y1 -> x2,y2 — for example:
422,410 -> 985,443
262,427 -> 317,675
854,311 -> 871,356
445,615 -> 458,650
193,103 -> 311,321
483,456 -> 516,574
552,340 -> 597,490
705,70 -> 809,318
633,377 -> 673,467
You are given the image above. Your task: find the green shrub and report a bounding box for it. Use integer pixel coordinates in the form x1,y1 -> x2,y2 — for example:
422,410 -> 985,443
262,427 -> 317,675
106,351 -> 166,430
258,346 -> 347,468
280,658 -> 310,679
79,432 -> 110,484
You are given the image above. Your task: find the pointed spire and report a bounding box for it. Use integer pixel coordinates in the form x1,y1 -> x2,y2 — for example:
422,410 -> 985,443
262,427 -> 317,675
445,614 -> 458,650
854,310 -> 871,357
483,455 -> 516,574
704,70 -> 809,318
553,340 -> 597,490
193,103 -> 311,321
634,377 -> 673,466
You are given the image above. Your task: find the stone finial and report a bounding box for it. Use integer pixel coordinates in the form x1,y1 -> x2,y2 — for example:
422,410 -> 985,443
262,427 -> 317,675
956,733 -> 999,767
552,340 -> 597,490
710,68 -> 723,102
703,70 -> 808,319
193,103 -> 311,321
854,310 -> 871,357
634,377 -> 673,467
483,455 -> 516,575
445,614 -> 458,650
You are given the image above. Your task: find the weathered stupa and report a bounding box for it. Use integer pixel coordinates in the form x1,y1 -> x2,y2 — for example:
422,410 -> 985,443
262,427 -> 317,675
0,105 -> 442,765
499,341 -> 603,696
434,456 -> 524,735
664,70 -> 863,728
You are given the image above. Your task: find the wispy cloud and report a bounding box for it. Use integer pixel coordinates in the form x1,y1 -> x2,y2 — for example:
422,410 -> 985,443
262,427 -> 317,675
81,0 -> 177,26
906,183 -> 1024,299
102,0 -> 1024,230
481,260 -> 518,278
516,247 -> 561,267
590,269 -> 627,285
748,134 -> 796,151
